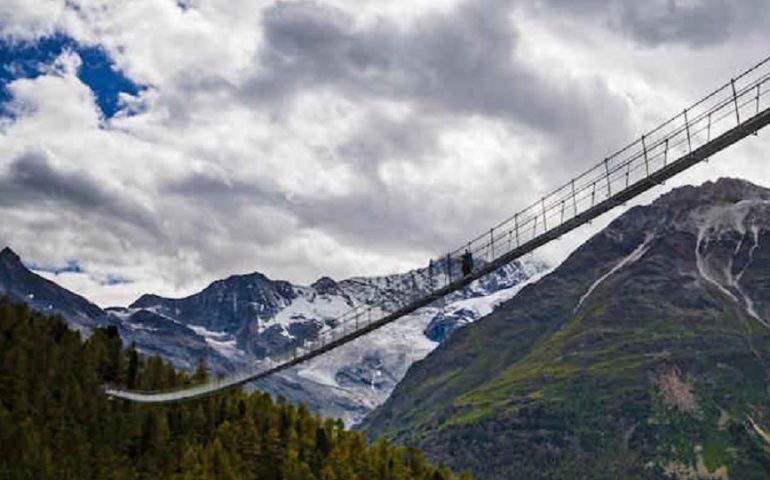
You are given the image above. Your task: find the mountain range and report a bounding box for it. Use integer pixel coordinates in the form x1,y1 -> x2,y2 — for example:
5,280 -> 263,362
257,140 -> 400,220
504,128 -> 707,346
6,177 -> 770,478
361,178 -> 770,479
0,244 -> 544,424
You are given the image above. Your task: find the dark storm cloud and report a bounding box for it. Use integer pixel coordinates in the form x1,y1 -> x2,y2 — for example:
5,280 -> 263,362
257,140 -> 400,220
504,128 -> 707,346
334,112 -> 440,173
287,190 -> 459,255
617,1 -> 731,47
103,0 -> 625,265
165,168 -> 454,256
236,0 -> 634,242
165,170 -> 267,198
246,0 -> 632,157
537,0 -> 769,48
162,170 -> 306,250
228,0 -> 636,254
0,150 -> 160,233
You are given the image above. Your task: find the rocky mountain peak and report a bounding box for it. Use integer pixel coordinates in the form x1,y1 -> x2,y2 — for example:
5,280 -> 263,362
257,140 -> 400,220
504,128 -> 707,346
0,248 -> 105,331
653,177 -> 770,210
129,293 -> 164,309
311,276 -> 340,295
0,247 -> 21,264
593,178 -> 770,249
220,271 -> 270,286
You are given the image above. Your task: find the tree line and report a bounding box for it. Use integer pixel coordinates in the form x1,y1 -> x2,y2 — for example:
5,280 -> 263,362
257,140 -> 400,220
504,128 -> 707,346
0,297 -> 471,480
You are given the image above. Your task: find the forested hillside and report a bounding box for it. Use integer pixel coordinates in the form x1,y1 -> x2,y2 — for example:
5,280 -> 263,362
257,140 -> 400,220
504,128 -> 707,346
0,297 -> 470,480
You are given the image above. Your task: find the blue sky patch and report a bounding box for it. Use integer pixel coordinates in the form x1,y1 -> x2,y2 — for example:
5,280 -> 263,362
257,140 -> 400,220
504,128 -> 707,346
28,259 -> 84,275
29,260 -> 132,286
102,274 -> 132,286
177,0 -> 195,11
0,33 -> 143,118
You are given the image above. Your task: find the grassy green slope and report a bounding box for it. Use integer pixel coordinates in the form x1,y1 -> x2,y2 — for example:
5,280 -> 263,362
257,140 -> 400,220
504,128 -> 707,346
363,181 -> 770,479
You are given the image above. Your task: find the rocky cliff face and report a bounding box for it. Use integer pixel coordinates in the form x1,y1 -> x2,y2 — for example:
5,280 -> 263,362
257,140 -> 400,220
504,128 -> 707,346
362,178 -> 770,479
0,247 -> 105,332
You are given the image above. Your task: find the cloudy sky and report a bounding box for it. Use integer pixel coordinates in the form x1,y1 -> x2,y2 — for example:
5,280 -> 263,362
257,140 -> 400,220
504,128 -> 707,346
1,0 -> 770,307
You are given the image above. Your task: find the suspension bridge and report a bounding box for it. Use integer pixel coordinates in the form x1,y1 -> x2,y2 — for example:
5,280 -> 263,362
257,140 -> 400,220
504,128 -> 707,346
106,55 -> 770,403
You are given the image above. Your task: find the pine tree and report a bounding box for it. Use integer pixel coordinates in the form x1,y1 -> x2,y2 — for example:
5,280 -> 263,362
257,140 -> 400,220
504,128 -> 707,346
126,343 -> 139,389
193,357 -> 208,383
0,297 -> 473,480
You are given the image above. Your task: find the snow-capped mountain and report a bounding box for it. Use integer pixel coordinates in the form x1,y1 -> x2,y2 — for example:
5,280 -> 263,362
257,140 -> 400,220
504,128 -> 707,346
0,247 -> 239,372
130,258 -> 546,424
0,243 -> 545,424
262,261 -> 548,424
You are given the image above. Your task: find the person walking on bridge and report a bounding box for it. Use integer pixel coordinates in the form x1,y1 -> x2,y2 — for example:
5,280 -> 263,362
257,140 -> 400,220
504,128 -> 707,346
461,249 -> 473,277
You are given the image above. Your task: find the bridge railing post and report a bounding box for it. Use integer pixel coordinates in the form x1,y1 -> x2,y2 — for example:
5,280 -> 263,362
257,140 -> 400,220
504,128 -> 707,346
571,179 -> 577,216
757,84 -> 762,116
492,229 -> 496,260
514,213 -> 520,248
706,113 -> 712,142
428,259 -> 434,292
731,79 -> 741,126
625,161 -> 630,188
446,253 -> 451,286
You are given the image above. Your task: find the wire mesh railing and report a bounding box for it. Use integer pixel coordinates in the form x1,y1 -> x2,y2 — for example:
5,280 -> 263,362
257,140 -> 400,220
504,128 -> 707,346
294,54 -> 770,364
106,55 -> 770,403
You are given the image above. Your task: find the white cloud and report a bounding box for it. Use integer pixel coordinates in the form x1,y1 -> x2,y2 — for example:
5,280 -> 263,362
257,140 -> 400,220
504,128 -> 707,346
1,0 -> 769,308
0,0 -> 67,40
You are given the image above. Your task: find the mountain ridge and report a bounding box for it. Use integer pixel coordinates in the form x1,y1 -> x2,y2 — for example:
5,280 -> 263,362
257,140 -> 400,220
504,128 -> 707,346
362,177 -> 770,479
0,246 -> 105,331
0,242 -> 545,425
